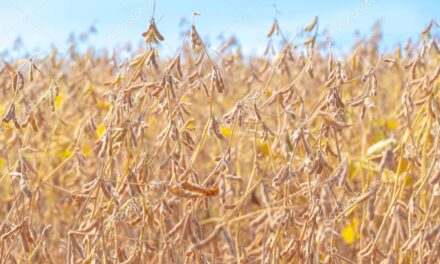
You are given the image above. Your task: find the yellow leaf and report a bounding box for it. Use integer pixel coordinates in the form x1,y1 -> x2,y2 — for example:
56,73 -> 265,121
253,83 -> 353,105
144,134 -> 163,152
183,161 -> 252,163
60,150 -> 73,158
220,127 -> 232,137
342,225 -> 355,244
55,94 -> 64,110
97,100 -> 111,110
404,174 -> 413,186
257,139 -> 270,156
1,122 -> 12,129
0,158 -> 4,169
399,159 -> 410,172
82,145 -> 90,156
386,120 -> 398,130
348,163 -> 357,180
185,120 -> 196,131
96,124 -> 106,138
342,217 -> 361,244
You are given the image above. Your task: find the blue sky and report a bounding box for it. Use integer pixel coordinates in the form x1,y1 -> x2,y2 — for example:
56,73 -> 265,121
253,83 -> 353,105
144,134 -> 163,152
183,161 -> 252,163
0,0 -> 438,58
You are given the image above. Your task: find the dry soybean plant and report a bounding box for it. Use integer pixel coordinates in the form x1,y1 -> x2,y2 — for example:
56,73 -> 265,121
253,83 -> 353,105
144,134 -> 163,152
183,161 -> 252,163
0,10 -> 439,264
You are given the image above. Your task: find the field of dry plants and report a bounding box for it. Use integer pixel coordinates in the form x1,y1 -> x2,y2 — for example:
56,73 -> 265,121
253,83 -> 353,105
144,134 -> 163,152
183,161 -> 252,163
0,12 -> 439,264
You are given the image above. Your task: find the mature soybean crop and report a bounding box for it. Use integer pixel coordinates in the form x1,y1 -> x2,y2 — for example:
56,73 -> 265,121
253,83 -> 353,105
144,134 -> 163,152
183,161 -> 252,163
0,12 -> 439,264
